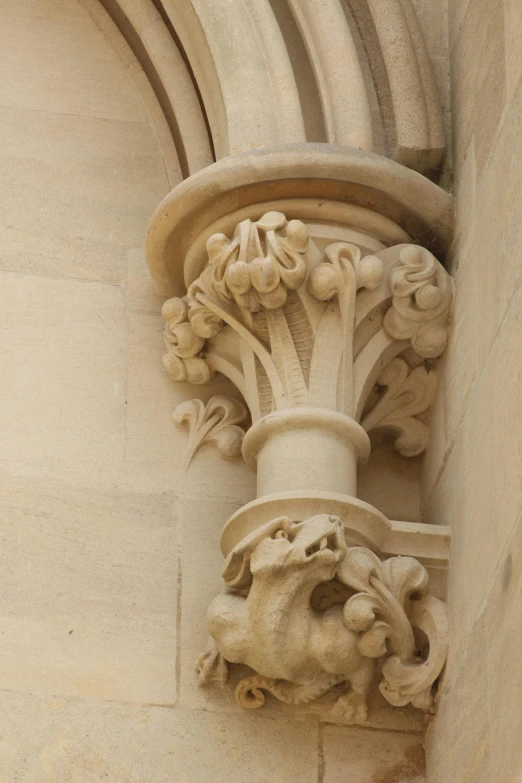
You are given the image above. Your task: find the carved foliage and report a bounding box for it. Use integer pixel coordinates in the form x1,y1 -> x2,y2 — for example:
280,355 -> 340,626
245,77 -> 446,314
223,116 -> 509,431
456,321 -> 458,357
160,216 -> 453,457
201,514 -> 448,720
362,357 -> 437,456
162,298 -> 214,385
308,243 -> 383,303
194,210 -> 309,314
383,245 -> 454,358
339,547 -> 447,710
173,396 -> 248,469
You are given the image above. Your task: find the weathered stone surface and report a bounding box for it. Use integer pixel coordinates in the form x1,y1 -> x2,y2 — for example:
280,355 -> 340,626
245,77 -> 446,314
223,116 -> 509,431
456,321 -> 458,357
0,0 -> 148,122
0,272 -> 126,487
459,274 -> 522,624
0,691 -> 319,782
425,613 -> 491,783
358,444 -> 421,523
323,725 -> 425,782
124,311 -> 255,499
485,511 -> 522,783
471,73 -> 522,365
450,0 -> 506,176
178,495 -> 244,712
504,0 -> 522,101
425,7 -> 522,780
0,474 -> 178,705
424,434 -> 468,686
0,106 -> 169,285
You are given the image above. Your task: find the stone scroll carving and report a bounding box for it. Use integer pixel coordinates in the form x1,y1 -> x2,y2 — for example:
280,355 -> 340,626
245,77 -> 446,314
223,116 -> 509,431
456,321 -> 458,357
173,396 -> 248,470
197,514 -> 448,721
361,358 -> 437,458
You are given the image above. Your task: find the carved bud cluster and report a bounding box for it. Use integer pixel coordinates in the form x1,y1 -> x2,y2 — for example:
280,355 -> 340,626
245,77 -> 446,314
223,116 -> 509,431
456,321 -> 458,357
383,245 -> 454,358
162,298 -> 214,385
161,212 -> 312,386
199,211 -> 309,313
308,242 -> 383,301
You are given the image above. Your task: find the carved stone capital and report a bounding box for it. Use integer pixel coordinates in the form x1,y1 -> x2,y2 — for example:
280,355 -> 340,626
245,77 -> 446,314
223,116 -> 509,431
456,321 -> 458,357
146,146 -> 454,723
160,213 -> 452,467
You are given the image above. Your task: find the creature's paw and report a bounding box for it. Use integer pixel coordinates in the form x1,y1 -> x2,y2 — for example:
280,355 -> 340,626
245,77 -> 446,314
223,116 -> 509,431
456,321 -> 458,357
331,691 -> 369,725
196,648 -> 228,687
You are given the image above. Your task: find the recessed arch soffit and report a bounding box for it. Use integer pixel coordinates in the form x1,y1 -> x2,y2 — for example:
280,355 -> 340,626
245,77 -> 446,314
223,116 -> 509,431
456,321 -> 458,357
82,0 -> 445,181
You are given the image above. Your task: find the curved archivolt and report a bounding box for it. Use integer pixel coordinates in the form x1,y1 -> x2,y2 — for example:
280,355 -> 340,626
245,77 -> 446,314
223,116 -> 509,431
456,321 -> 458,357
80,0 -> 445,181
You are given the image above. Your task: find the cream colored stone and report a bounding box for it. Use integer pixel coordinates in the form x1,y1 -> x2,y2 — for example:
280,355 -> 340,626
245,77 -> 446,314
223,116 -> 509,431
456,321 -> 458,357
126,248 -> 169,315
453,136 -> 477,251
0,690 -> 319,783
0,0 -> 148,122
458,269 -> 522,625
425,612 -> 491,783
358,444 -> 422,523
411,0 -> 447,58
363,0 -> 445,172
0,106 -> 169,285
439,237 -> 478,447
91,0 -> 445,172
287,0 -> 372,149
485,511 -> 522,783
178,494 -> 245,712
420,373 -> 447,509
159,213 -> 451,432
472,73 -> 522,365
0,0 -> 473,777
80,0 -> 183,186
108,0 -> 213,175
323,724 -> 425,783
448,0 -> 472,50
0,272 -> 126,487
124,311 -> 255,499
505,0 -> 522,102
426,269 -> 522,701
0,474 -> 177,704
424,425 -> 474,684
268,0 -> 326,142
451,0 -> 506,175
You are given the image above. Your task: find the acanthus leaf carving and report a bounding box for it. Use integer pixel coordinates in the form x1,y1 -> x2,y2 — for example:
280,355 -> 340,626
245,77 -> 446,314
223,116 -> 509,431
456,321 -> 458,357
361,357 -> 437,457
173,396 -> 248,470
383,245 -> 454,358
202,514 -> 448,722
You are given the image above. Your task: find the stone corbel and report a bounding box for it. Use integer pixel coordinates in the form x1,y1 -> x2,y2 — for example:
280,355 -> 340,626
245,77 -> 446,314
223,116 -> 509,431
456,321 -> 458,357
146,145 -> 454,723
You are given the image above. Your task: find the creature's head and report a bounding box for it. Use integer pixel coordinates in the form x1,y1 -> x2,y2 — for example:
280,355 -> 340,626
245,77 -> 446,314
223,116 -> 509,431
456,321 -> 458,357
222,514 -> 346,590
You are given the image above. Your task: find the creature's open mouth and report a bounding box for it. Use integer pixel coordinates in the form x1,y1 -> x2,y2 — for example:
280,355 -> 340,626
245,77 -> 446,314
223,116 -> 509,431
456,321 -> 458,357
304,532 -> 339,559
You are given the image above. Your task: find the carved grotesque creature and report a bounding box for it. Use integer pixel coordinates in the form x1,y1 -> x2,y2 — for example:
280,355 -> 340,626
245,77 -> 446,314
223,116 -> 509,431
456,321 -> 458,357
197,514 -> 448,722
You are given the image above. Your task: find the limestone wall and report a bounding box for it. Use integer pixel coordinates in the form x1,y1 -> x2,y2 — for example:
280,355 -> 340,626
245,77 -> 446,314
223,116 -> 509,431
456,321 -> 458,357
0,1 -> 428,781
423,0 -> 522,780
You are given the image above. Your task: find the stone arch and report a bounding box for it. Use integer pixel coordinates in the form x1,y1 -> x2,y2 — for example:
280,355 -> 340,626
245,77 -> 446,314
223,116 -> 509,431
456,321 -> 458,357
83,0 -> 446,177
